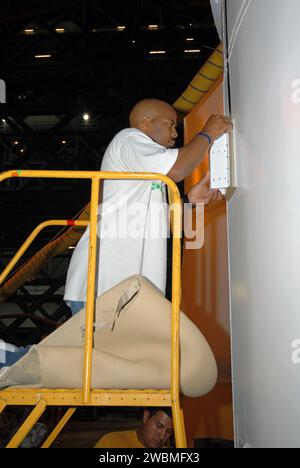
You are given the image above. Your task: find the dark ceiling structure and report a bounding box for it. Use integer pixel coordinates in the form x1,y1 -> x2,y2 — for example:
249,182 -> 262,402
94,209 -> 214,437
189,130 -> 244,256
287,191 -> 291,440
0,0 -> 218,343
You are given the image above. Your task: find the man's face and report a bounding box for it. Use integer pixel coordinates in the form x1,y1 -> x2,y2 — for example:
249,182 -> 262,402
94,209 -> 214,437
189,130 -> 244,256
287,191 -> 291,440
140,410 -> 174,448
144,105 -> 178,148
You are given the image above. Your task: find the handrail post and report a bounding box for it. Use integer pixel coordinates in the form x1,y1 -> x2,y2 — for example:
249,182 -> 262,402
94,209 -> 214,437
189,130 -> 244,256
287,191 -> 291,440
169,188 -> 184,447
83,177 -> 100,404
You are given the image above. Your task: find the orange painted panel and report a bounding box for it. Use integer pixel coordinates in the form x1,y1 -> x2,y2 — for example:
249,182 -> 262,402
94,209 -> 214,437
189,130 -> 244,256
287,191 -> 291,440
184,77 -> 224,192
182,77 -> 233,446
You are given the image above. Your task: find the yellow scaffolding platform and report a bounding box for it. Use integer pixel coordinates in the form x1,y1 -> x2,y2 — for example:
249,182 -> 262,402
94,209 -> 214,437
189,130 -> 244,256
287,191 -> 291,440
0,170 -> 186,448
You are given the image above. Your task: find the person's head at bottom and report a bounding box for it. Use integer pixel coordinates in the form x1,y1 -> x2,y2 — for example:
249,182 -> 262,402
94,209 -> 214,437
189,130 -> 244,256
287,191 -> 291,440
137,407 -> 173,449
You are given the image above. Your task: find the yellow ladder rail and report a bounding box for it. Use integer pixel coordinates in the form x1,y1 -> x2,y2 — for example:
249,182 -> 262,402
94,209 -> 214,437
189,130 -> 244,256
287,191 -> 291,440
6,399 -> 47,448
41,407 -> 77,448
0,220 -> 89,285
0,169 -> 185,448
0,398 -> 7,413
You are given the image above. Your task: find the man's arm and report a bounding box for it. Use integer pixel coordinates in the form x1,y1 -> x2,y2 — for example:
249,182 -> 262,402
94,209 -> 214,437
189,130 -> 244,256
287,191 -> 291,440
167,115 -> 233,183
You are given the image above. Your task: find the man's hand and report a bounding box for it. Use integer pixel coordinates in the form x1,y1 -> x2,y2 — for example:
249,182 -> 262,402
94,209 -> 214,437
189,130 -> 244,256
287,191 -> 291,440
202,115 -> 233,142
186,172 -> 223,205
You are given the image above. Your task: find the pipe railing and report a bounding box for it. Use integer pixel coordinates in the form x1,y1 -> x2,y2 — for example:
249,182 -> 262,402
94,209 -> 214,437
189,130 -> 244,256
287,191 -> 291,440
0,169 -> 183,445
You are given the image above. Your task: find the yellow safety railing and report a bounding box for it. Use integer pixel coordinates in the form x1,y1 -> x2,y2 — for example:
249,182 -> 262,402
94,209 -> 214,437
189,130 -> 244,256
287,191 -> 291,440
0,170 -> 186,448
0,220 -> 89,286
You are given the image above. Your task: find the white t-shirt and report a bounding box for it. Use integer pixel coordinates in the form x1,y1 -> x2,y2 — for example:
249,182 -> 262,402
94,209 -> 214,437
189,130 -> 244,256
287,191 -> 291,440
64,128 -> 178,301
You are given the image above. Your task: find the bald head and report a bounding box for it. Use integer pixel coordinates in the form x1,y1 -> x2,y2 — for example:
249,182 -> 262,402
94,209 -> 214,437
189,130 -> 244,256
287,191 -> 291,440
129,99 -> 178,148
129,99 -> 176,129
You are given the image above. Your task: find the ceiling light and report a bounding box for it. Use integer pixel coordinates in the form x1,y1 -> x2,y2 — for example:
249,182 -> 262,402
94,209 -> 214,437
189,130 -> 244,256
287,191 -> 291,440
149,50 -> 166,55
20,149 -> 24,153
35,54 -> 52,59
116,26 -> 126,31
61,140 -> 67,144
83,113 -> 90,121
13,140 -> 19,145
1,119 -> 6,123
184,49 -> 201,54
186,37 -> 194,41
148,24 -> 159,30
24,29 -> 34,34
55,28 -> 65,33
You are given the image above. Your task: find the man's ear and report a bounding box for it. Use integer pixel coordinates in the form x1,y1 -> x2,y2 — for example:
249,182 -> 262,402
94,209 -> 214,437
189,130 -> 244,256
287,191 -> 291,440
140,116 -> 151,131
143,410 -> 150,424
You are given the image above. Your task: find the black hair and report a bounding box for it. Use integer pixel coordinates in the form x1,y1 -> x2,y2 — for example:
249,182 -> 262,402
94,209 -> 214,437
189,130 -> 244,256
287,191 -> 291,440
144,407 -> 172,419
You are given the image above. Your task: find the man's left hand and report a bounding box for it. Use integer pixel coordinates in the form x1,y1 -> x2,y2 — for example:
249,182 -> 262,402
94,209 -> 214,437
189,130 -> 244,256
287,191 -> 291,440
186,172 -> 223,205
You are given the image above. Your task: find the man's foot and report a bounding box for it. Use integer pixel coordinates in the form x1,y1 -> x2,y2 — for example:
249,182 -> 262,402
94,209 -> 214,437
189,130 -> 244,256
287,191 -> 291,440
0,339 -> 28,368
0,339 -> 18,353
0,339 -> 18,370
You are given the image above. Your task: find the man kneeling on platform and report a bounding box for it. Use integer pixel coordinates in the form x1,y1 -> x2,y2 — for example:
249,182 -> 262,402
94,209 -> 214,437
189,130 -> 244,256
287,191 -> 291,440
94,407 -> 173,449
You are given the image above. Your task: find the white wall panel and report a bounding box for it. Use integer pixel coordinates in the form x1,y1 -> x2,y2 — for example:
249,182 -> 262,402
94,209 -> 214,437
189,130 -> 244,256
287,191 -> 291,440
224,0 -> 300,448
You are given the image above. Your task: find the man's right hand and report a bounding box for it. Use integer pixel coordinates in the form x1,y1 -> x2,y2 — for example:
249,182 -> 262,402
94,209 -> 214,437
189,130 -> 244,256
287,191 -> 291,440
202,115 -> 233,142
